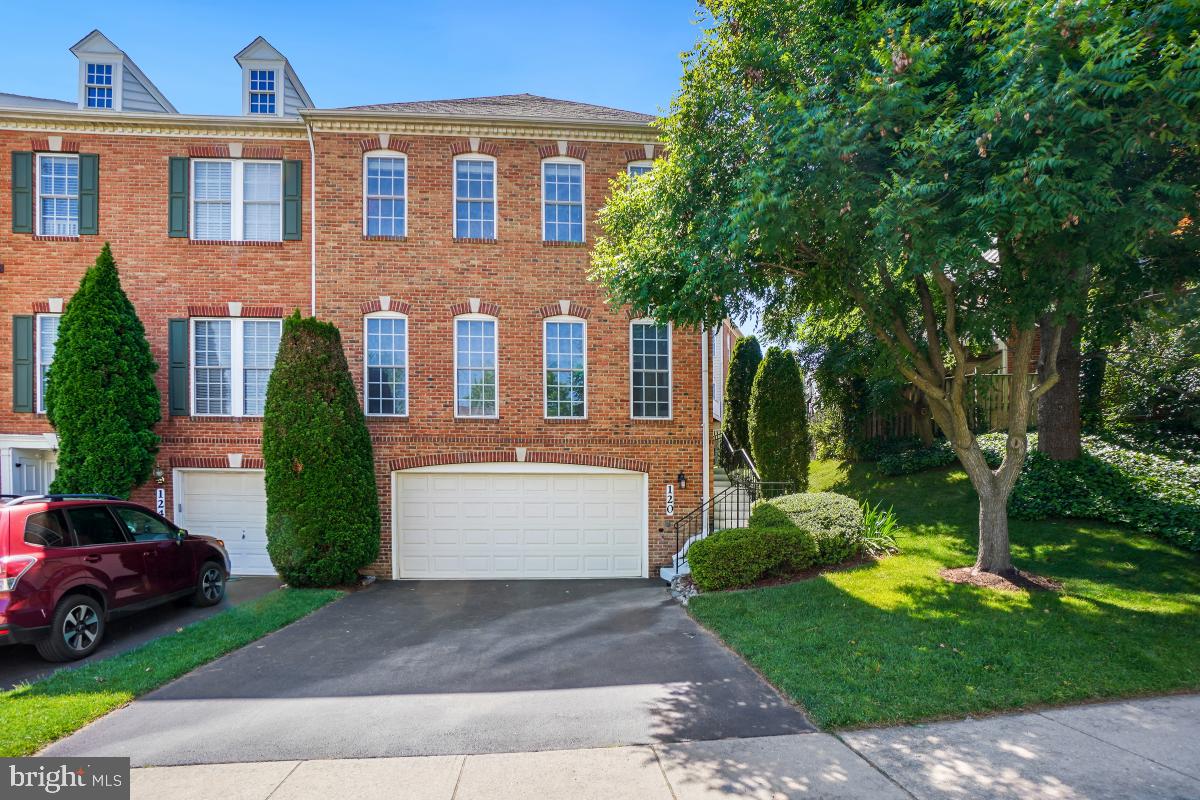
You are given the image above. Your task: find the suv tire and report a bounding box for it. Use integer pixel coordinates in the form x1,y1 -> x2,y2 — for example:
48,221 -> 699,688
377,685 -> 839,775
36,594 -> 105,662
190,561 -> 226,607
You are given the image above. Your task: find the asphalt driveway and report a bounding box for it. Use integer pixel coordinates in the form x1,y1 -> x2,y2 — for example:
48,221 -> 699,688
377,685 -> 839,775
45,579 -> 813,766
0,575 -> 279,690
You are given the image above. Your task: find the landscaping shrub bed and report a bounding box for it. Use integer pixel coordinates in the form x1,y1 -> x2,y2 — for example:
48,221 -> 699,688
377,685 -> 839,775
876,436 -> 1004,476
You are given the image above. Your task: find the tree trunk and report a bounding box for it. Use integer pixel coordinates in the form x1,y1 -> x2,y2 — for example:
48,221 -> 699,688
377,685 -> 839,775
974,490 -> 1013,574
1037,314 -> 1082,460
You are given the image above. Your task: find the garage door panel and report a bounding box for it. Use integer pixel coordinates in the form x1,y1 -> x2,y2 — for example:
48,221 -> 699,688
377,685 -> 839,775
181,470 -> 273,577
395,469 -> 645,579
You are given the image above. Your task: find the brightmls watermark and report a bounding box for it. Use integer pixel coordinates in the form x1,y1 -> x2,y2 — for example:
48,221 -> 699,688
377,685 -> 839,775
0,758 -> 129,799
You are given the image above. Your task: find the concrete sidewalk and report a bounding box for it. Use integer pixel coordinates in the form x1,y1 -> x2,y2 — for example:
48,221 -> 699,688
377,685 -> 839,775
130,695 -> 1200,800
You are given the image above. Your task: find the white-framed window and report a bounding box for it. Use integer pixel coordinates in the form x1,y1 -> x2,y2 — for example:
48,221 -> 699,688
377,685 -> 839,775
84,63 -> 114,109
37,154 -> 79,237
365,313 -> 408,416
631,320 -> 672,419
35,314 -> 61,414
542,157 -> 584,242
191,159 -> 282,242
627,160 -> 653,180
191,318 -> 281,417
544,317 -> 586,418
248,69 -> 277,115
363,153 -> 406,237
454,155 -> 496,239
454,315 -> 498,418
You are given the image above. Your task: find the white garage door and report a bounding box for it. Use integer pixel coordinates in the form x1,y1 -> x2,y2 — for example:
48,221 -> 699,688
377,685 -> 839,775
394,466 -> 646,579
178,470 -> 273,576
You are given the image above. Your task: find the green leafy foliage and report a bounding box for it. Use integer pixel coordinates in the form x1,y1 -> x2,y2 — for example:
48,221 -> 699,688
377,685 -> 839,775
861,501 -> 900,556
748,347 -> 810,489
752,491 -> 865,564
263,313 -> 380,586
46,244 -> 159,498
877,437 -> 1004,476
720,335 -> 762,462
1011,437 -> 1200,551
687,525 -> 819,592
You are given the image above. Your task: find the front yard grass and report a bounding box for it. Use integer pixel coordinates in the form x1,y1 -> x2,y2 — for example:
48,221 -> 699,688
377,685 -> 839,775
0,587 -> 341,756
687,460 -> 1200,729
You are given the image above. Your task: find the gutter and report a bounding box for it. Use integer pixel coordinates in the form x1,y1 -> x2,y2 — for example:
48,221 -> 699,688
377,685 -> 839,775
305,118 -> 317,316
700,329 -> 711,537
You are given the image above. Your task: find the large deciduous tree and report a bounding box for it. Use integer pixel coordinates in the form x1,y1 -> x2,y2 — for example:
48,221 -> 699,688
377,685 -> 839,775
47,244 -> 160,498
594,0 -> 1200,576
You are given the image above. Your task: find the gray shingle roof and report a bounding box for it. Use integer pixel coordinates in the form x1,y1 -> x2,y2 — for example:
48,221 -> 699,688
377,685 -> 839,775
0,92 -> 75,111
337,93 -> 654,124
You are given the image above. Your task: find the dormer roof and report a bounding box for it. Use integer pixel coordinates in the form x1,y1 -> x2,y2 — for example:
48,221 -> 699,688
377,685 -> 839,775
69,29 -> 176,113
234,36 -> 313,117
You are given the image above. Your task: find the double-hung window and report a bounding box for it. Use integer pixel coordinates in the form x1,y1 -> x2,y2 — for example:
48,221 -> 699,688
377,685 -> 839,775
454,316 -> 497,418
544,318 -> 585,418
364,154 -> 406,237
192,318 -> 281,417
248,69 -> 277,115
454,156 -> 495,239
84,63 -> 114,109
37,155 -> 79,236
191,160 -> 282,242
631,321 -> 671,419
542,159 -> 584,242
365,314 -> 408,416
627,160 -> 653,180
35,314 -> 61,413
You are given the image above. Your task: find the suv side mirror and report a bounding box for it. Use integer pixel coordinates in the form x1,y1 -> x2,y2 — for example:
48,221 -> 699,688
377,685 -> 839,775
175,528 -> 189,540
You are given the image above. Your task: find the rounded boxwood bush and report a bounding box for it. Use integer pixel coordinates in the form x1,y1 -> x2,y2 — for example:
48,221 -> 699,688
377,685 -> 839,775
751,492 -> 865,564
263,312 -> 380,586
687,525 -> 818,591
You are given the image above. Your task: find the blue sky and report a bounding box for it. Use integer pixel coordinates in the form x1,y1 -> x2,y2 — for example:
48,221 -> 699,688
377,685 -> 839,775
2,0 -> 703,117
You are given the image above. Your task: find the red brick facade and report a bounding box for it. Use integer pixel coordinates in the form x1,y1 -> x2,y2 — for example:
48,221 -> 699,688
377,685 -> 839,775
0,110 -> 703,577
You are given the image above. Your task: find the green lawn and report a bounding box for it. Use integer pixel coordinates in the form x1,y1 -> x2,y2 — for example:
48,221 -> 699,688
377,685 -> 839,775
688,460 -> 1200,729
0,587 -> 341,757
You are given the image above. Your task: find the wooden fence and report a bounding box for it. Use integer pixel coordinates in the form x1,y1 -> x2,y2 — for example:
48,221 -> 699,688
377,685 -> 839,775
864,373 -> 1038,441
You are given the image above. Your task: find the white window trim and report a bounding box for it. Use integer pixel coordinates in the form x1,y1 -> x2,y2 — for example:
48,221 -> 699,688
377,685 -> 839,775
364,311 -> 410,417
241,62 -> 283,117
453,313 -> 499,419
77,55 -> 123,111
627,159 -> 653,176
452,153 -> 498,240
362,150 -> 408,237
541,156 -> 586,243
35,153 -> 80,238
35,313 -> 62,414
190,158 -> 284,243
543,315 -> 587,420
189,317 -> 281,418
629,318 -> 673,421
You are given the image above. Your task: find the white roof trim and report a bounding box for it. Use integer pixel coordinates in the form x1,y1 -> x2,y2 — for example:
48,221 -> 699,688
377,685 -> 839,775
69,29 -> 177,114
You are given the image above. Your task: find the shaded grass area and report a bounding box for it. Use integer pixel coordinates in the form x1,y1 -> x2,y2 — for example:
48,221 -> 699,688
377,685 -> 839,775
688,460 -> 1200,729
0,588 -> 341,756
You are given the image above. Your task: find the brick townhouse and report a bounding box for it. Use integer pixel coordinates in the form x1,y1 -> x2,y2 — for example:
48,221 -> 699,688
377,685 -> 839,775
1,31 -> 732,580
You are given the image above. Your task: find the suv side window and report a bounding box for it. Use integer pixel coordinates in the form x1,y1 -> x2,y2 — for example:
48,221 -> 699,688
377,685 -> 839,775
24,510 -> 72,547
66,506 -> 128,546
112,507 -> 176,542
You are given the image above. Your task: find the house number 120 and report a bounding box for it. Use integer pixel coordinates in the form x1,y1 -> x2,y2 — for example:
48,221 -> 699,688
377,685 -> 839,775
665,484 -> 675,517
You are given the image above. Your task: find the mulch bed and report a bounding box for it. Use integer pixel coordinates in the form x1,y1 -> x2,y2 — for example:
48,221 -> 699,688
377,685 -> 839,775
940,566 -> 1063,593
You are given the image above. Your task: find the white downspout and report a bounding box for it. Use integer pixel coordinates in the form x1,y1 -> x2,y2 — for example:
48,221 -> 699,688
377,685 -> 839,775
305,118 -> 317,316
700,328 -> 711,536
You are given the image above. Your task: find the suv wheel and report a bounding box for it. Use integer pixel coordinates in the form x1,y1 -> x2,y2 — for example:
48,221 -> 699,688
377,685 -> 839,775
190,561 -> 226,607
36,594 -> 105,662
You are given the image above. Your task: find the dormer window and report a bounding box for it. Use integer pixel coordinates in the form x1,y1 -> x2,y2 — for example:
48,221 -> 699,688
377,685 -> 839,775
85,63 -> 114,109
248,69 -> 277,115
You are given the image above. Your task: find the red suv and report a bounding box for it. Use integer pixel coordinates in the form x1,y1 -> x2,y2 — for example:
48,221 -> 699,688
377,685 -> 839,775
0,494 -> 231,662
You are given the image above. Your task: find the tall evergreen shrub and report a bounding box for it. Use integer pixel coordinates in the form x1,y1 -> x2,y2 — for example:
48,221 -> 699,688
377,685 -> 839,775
720,335 -> 762,460
263,312 -> 379,586
47,243 -> 160,498
748,347 -> 810,491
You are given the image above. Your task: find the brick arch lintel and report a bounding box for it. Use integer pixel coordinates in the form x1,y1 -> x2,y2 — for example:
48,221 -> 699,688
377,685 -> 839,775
389,451 -> 649,474
361,297 -> 412,315
449,299 -> 501,317
450,139 -> 501,157
361,135 -> 413,154
537,301 -> 591,320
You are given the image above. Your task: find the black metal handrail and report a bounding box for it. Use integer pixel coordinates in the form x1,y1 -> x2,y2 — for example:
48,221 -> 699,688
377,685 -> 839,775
717,431 -> 759,489
671,477 -> 796,572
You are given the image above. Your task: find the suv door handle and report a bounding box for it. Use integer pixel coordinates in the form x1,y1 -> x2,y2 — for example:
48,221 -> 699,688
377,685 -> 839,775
83,554 -> 102,563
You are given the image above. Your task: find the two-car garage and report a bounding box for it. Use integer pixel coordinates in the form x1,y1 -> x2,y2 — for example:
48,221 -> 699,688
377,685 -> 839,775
174,463 -> 649,580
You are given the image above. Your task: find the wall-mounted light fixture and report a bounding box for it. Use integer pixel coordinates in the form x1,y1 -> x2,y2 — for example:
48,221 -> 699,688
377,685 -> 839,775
153,467 -> 165,485
676,471 -> 687,490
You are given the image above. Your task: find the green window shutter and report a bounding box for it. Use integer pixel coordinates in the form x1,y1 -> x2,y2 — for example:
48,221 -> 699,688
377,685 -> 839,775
11,152 -> 33,234
12,315 -> 34,412
283,159 -> 302,241
78,153 -> 99,235
168,319 -> 190,416
168,157 -> 189,238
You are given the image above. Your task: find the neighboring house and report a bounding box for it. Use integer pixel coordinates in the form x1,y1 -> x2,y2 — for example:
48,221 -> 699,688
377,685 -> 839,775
0,31 -> 711,580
